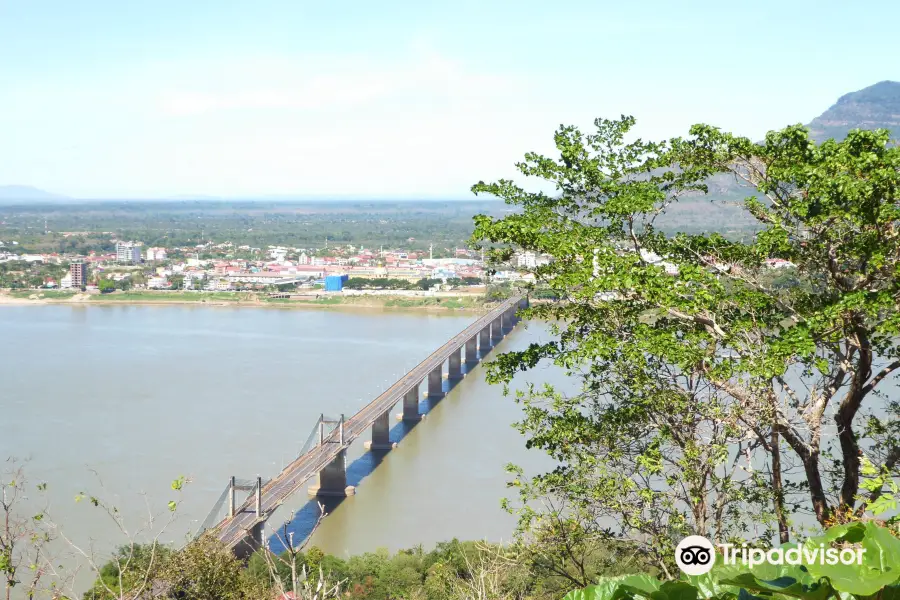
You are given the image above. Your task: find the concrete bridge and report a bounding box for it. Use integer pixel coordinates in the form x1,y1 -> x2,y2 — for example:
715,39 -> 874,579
201,294 -> 528,557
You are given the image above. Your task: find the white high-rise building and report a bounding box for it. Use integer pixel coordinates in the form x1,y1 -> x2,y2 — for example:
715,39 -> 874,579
516,251 -> 537,268
145,247 -> 167,261
116,242 -> 142,264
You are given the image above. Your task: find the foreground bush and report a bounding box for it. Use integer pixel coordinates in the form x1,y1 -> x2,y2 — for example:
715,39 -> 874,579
566,522 -> 900,600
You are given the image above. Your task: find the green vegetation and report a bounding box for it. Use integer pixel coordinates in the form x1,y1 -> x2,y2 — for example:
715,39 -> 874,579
567,522 -> 900,600
382,296 -> 480,309
88,291 -> 253,302
473,115 -> 900,577
75,536 -> 645,600
6,112 -> 900,600
0,200 -> 508,256
7,289 -> 77,299
0,260 -> 68,289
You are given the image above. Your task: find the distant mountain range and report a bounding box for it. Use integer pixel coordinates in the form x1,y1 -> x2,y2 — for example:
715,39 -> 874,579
807,80 -> 900,142
0,185 -> 69,200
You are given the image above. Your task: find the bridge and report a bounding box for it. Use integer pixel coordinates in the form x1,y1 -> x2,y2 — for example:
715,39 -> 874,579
198,294 -> 528,558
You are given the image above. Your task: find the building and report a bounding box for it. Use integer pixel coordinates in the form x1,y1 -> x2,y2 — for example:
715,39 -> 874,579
69,260 -> 88,288
324,274 -> 349,291
226,271 -> 302,285
516,251 -> 537,268
183,272 -> 205,289
116,242 -> 142,264
145,247 -> 168,261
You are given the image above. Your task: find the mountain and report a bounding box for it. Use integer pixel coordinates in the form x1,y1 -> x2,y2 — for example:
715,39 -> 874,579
0,185 -> 69,200
807,80 -> 900,142
657,81 -> 900,236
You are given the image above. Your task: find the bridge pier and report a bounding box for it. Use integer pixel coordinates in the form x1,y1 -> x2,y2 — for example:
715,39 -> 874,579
465,336 -> 478,367
232,521 -> 265,561
491,317 -> 503,343
427,365 -> 444,398
399,384 -> 423,421
448,348 -> 462,380
365,410 -> 397,450
308,449 -> 355,497
479,326 -> 491,351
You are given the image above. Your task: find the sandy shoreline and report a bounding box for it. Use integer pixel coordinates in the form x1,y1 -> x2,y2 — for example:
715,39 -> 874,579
0,292 -> 488,313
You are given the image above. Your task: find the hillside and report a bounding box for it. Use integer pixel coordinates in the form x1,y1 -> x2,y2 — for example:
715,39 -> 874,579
656,81 -> 900,235
0,185 -> 68,200
807,80 -> 900,142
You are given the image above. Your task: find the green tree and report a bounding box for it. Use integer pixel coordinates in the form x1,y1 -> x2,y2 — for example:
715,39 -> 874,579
83,543 -> 172,600
416,278 -> 442,290
160,535 -> 242,600
471,117 -> 900,576
1,465 -> 53,600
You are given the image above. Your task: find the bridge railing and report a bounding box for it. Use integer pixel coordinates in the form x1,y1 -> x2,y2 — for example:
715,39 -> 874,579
206,295 -> 525,539
195,476 -> 272,539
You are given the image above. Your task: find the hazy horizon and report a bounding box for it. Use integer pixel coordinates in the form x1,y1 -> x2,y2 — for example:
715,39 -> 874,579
2,1 -> 899,199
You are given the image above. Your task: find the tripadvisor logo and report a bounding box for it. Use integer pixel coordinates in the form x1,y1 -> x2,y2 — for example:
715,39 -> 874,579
675,535 -> 867,576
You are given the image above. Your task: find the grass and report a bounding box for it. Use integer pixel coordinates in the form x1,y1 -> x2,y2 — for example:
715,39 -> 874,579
90,291 -> 252,302
383,296 -> 481,309
8,289 -> 79,299
263,296 -> 343,305
3,288 -> 486,311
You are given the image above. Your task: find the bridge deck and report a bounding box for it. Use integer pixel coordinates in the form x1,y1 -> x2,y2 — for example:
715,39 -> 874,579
215,295 -> 523,548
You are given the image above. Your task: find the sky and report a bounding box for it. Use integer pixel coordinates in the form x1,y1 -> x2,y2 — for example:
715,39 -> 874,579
1,0 -> 898,199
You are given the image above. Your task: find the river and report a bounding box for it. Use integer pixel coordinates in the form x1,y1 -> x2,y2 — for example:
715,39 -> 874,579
0,304 -> 557,588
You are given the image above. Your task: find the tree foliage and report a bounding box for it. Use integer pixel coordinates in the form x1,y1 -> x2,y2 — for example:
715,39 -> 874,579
471,116 -> 900,574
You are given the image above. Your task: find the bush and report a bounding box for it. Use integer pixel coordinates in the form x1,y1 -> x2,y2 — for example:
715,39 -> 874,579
565,522 -> 900,600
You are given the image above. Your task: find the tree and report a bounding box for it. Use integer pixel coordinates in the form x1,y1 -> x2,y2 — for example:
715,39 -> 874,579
160,535 -> 243,600
98,279 -> 116,294
83,543 -> 172,600
1,463 -> 54,600
65,475 -> 188,600
471,116 -> 900,575
416,278 -> 442,290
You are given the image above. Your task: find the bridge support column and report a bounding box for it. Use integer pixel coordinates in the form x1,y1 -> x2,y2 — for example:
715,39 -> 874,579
448,348 -> 462,380
233,521 -> 266,560
399,385 -> 423,421
427,365 -> 444,398
308,449 -> 355,497
228,476 -> 236,518
365,410 -> 396,450
465,336 -> 478,367
491,317 -> 503,343
479,326 -> 491,351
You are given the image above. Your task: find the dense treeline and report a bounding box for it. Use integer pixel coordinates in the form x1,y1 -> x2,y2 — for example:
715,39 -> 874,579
81,536 -> 647,600
0,200 -> 506,255
0,195 -> 761,257
343,277 -> 481,290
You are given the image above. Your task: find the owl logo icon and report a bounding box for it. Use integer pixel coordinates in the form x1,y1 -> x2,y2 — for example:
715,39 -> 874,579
675,536 -> 715,575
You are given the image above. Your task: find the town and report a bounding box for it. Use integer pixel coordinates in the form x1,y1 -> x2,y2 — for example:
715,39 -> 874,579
0,237 -> 552,295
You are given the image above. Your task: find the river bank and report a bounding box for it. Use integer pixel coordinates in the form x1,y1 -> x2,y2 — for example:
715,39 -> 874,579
0,289 -> 493,312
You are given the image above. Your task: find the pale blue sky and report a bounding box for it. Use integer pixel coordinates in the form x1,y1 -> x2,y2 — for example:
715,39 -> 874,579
1,0 -> 897,198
